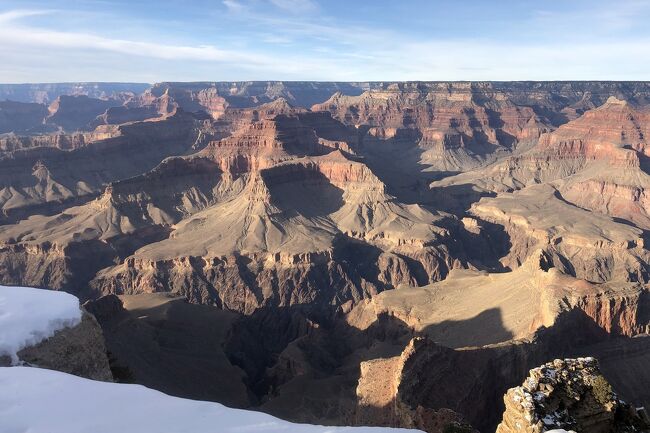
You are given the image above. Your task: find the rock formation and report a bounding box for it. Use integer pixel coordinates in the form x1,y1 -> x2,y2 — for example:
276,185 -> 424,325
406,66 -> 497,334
355,338 -> 478,433
496,358 -> 649,433
0,308 -> 113,381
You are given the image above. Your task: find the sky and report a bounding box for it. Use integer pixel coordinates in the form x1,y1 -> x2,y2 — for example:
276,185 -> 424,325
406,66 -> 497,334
1,0 -> 650,83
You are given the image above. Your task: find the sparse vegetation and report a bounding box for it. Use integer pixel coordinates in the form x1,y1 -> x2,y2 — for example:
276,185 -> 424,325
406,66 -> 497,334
593,375 -> 613,405
443,422 -> 474,433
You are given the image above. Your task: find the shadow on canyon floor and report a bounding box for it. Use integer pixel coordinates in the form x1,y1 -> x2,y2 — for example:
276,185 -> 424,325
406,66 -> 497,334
421,307 -> 514,348
87,293 -> 650,433
428,183 -> 496,214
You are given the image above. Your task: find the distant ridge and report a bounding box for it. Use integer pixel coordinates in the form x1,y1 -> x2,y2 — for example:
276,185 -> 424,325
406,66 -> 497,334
0,83 -> 150,104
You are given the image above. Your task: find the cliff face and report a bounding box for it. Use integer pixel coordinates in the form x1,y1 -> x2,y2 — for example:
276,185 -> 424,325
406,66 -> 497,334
0,101 -> 50,134
355,338 -> 478,433
435,97 -> 650,227
537,97 -> 650,158
312,83 -> 548,173
46,95 -> 122,131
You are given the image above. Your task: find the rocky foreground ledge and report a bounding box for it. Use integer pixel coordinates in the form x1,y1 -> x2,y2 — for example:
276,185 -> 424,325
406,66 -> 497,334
496,358 -> 649,433
0,285 -> 112,380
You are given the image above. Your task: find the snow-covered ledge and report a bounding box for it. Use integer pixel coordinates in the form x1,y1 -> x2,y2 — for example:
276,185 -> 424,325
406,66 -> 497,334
0,285 -> 81,364
0,367 -> 421,433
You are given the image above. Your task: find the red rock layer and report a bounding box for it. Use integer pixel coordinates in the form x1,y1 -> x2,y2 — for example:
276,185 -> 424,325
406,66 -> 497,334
537,97 -> 650,166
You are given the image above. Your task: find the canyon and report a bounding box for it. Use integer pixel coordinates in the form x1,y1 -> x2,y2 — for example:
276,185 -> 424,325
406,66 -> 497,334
1,81 -> 649,433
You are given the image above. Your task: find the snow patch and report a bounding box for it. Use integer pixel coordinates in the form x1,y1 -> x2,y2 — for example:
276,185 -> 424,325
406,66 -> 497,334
0,285 -> 81,363
0,367 -> 421,433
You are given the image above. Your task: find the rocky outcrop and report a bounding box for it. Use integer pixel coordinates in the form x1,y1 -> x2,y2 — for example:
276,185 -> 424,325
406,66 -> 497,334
355,338 -> 477,433
496,358 -> 649,433
140,86 -> 227,119
1,309 -> 113,381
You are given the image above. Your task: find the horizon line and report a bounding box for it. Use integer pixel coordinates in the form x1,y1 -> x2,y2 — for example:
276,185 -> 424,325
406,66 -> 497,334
3,79 -> 650,85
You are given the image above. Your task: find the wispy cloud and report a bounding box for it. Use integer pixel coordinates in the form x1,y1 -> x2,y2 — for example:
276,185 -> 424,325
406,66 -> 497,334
222,0 -> 245,13
261,34 -> 293,44
0,9 -> 52,23
531,1 -> 650,36
269,0 -> 318,14
0,7 -> 358,81
0,9 -> 275,66
1,1 -> 649,83
216,1 -> 395,49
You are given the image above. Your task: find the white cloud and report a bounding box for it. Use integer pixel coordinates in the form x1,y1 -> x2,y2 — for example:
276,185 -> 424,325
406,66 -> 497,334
0,9 -> 277,65
261,34 -> 293,44
0,8 -> 358,82
269,0 -> 318,13
0,9 -> 53,23
0,4 -> 649,82
222,0 -> 245,13
376,38 -> 650,81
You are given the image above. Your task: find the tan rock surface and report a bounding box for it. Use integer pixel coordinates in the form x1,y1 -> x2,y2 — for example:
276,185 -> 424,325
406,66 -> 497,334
348,251 -> 649,349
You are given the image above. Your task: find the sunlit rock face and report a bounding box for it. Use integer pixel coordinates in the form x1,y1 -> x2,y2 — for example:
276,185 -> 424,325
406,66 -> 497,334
496,358 -> 649,433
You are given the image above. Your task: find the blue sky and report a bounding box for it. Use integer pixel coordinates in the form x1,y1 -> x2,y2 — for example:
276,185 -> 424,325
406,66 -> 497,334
1,0 -> 650,82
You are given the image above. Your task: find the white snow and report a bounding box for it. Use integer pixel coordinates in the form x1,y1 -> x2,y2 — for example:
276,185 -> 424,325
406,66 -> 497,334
0,285 -> 81,363
0,367 -> 422,433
